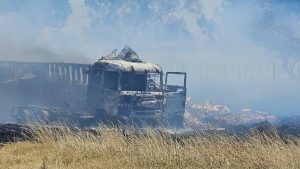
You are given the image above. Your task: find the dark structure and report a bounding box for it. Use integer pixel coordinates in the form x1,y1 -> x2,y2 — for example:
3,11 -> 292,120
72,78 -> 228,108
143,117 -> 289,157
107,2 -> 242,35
0,46 -> 187,128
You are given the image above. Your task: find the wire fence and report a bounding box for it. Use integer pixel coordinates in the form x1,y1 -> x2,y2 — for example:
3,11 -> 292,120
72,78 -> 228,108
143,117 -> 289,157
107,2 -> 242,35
160,62 -> 300,86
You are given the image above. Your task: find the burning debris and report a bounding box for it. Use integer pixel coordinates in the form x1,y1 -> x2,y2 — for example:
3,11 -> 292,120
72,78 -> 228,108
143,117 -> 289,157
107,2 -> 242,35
185,97 -> 278,130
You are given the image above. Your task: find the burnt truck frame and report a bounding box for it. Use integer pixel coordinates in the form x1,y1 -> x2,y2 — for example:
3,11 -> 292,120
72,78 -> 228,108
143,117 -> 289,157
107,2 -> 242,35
86,57 -> 187,127
3,46 -> 187,128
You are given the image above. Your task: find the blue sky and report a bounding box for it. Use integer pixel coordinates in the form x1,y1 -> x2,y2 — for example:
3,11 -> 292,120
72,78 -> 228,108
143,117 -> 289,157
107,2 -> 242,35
0,0 -> 300,114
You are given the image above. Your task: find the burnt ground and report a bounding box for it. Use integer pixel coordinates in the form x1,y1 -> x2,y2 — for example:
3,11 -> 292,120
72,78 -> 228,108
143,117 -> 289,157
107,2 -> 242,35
1,121 -> 300,145
0,123 -> 31,144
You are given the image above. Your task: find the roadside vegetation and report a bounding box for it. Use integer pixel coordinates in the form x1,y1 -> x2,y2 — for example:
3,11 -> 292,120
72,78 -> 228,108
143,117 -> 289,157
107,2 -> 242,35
0,124 -> 300,169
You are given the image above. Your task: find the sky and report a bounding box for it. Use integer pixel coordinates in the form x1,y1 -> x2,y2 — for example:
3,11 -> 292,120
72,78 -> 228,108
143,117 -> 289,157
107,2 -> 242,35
0,0 -> 300,115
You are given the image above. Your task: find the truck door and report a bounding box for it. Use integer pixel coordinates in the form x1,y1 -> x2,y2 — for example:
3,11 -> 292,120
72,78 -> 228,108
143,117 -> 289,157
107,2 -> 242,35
163,72 -> 187,128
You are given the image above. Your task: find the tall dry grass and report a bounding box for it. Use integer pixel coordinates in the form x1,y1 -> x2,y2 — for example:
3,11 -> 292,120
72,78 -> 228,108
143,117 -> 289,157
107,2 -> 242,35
0,123 -> 300,169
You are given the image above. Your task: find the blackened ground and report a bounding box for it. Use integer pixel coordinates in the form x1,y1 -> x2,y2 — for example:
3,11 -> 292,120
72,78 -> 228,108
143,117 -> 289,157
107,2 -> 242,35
1,121 -> 300,145
0,123 -> 31,143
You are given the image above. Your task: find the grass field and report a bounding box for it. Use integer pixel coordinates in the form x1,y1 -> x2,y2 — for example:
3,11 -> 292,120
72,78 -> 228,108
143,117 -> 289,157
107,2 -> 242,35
0,124 -> 300,169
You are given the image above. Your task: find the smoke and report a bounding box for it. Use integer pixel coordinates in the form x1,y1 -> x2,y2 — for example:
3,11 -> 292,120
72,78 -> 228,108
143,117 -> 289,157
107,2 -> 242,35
0,0 -> 90,63
0,0 -> 299,115
1,0 -> 298,63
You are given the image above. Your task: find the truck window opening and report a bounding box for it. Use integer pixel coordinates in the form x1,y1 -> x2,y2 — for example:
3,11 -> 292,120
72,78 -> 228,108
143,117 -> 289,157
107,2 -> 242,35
121,72 -> 146,91
147,73 -> 161,92
103,71 -> 119,90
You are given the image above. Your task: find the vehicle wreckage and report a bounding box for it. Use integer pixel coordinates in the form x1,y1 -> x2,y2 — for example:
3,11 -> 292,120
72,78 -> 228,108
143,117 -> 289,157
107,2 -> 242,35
0,46 -> 187,128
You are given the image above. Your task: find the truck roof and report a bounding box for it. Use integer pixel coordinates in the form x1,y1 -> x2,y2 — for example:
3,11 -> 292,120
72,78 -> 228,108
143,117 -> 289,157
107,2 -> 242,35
94,46 -> 162,73
95,59 -> 162,73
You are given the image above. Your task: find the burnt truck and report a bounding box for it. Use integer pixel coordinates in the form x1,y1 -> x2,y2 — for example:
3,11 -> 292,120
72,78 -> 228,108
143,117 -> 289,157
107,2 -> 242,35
0,46 -> 187,128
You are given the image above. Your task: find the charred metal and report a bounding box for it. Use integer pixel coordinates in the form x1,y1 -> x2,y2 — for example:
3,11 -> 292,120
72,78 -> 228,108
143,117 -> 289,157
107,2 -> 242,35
0,46 -> 187,128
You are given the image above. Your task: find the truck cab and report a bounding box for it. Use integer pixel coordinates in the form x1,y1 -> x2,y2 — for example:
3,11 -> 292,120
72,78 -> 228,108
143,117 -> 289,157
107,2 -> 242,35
87,46 -> 187,127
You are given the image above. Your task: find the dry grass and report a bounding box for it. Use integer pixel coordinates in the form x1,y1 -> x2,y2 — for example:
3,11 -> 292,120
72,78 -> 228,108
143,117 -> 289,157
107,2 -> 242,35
0,124 -> 300,169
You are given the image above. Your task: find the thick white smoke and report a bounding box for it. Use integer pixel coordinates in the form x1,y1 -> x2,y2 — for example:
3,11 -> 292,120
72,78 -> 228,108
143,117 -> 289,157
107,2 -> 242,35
0,0 -> 299,115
